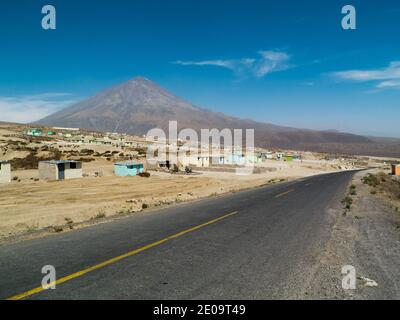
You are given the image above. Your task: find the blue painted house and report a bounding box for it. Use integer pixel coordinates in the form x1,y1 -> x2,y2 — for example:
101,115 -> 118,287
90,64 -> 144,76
225,154 -> 246,165
114,162 -> 145,176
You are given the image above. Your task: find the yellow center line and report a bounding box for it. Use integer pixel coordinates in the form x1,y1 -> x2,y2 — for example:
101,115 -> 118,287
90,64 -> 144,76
7,211 -> 239,301
275,189 -> 295,198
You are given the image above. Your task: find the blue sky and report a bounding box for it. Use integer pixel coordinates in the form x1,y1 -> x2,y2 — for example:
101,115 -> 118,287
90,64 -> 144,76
0,0 -> 399,137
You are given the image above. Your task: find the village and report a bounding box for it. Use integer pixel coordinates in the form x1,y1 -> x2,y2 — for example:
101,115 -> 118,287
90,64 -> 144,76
1,124 -> 364,181
0,122 -> 398,241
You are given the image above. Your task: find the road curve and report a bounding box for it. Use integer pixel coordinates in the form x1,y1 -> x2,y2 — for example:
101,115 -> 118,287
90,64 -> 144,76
0,171 -> 356,300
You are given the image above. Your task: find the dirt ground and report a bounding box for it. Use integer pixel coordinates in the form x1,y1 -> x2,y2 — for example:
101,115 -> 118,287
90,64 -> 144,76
0,157 -> 348,242
0,123 -> 368,242
303,169 -> 400,299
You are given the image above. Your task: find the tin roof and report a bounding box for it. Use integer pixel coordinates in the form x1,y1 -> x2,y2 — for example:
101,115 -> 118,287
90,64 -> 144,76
114,161 -> 144,166
40,160 -> 81,165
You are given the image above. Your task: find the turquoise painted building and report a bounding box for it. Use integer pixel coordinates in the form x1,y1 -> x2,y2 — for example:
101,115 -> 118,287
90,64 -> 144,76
226,154 -> 246,165
26,128 -> 42,137
114,162 -> 145,176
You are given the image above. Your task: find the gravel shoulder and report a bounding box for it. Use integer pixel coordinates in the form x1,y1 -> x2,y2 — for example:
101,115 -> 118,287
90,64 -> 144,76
304,169 -> 400,299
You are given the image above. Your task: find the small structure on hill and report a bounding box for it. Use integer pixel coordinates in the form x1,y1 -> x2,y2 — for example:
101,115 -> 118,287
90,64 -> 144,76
260,151 -> 274,160
284,155 -> 294,162
0,161 -> 11,183
225,153 -> 246,165
392,164 -> 400,176
114,162 -> 145,176
26,128 -> 42,137
196,156 -> 211,167
39,160 -> 83,181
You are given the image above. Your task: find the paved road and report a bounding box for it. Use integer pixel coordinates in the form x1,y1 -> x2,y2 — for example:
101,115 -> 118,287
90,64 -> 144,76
0,171 -> 356,300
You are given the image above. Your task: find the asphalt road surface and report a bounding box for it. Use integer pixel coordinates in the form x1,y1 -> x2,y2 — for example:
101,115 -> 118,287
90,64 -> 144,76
0,171 -> 356,300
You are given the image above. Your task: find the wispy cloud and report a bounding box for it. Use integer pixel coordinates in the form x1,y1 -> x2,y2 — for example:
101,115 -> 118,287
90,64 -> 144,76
375,80 -> 400,89
174,50 -> 292,79
332,61 -> 400,90
0,93 -> 76,123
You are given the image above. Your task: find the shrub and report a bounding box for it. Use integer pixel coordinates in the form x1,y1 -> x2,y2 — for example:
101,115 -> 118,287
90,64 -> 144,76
138,172 -> 151,178
52,226 -> 63,233
80,149 -> 95,155
342,196 -> 353,210
362,174 -> 380,187
64,217 -> 73,225
92,211 -> 106,220
26,223 -> 39,232
170,164 -> 179,173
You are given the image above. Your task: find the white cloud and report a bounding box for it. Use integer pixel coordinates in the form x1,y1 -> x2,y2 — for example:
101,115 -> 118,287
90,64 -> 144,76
375,80 -> 400,89
174,50 -> 291,79
0,93 -> 76,123
332,61 -> 400,89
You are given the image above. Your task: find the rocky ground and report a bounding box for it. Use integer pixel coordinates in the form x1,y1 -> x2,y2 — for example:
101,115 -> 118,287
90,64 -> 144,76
304,169 -> 400,299
0,123 -> 355,243
0,159 -> 341,244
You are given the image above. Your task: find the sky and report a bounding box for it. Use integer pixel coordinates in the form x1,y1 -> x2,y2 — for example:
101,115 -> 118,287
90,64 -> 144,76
0,0 -> 399,137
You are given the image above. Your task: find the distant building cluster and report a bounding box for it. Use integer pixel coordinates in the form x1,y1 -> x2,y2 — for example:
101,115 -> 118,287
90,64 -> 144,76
0,126 -> 307,184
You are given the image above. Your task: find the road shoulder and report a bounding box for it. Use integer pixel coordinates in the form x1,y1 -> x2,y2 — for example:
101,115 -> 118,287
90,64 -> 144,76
304,170 -> 400,299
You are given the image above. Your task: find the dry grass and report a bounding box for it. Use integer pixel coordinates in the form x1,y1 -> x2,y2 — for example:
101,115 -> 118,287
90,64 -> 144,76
363,172 -> 400,209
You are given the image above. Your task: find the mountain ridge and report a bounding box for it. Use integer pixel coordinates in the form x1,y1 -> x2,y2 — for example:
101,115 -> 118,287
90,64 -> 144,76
36,77 -> 400,157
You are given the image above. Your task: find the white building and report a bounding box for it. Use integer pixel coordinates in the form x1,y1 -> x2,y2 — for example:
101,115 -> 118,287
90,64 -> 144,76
261,151 -> 274,160
39,160 -> 83,181
53,127 -> 80,131
0,161 -> 11,183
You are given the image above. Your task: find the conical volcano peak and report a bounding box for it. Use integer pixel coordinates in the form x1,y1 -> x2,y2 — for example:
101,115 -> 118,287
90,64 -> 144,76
123,76 -> 157,88
107,76 -> 194,108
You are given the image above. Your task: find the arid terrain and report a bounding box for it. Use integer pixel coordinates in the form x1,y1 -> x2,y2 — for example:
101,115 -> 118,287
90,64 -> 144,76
303,168 -> 400,299
0,122 -> 375,242
1,121 -> 399,299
